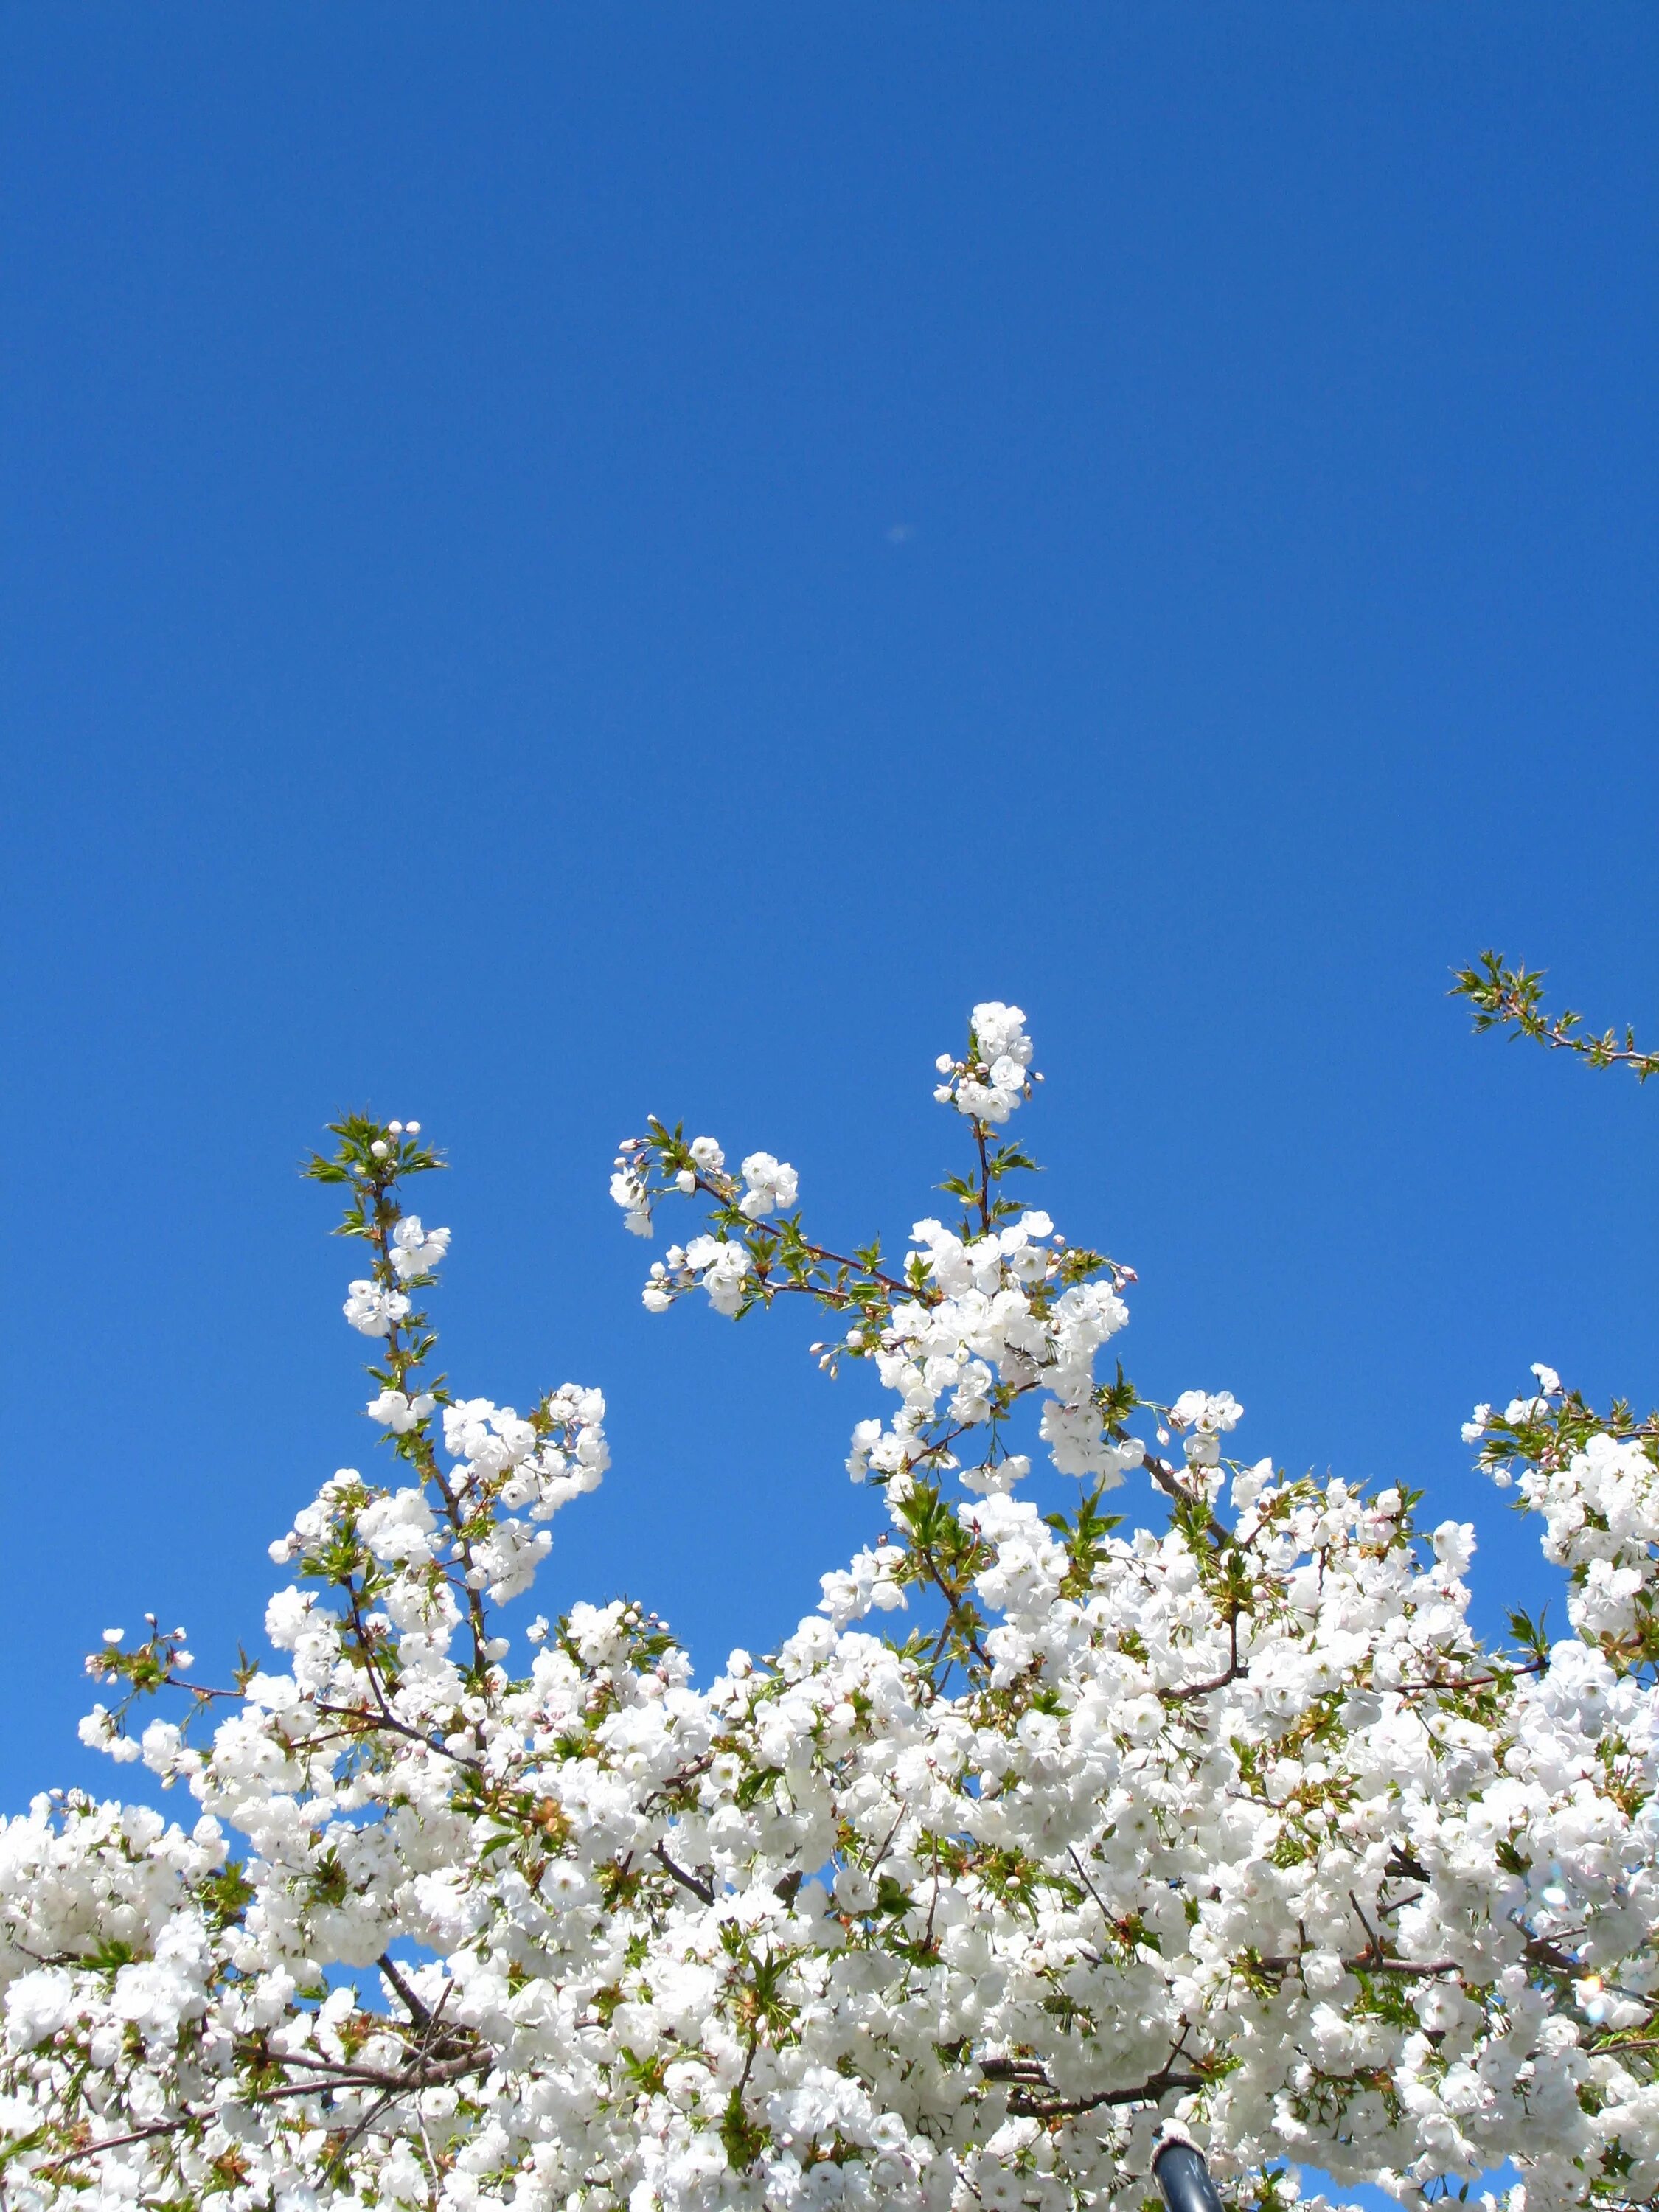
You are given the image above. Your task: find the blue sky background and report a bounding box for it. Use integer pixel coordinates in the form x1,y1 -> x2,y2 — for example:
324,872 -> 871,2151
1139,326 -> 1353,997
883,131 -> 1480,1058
3,5 -> 1656,1818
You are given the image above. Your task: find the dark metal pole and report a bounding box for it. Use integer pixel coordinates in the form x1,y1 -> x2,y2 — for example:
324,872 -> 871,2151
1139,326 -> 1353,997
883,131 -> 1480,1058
1152,2140 -> 1225,2212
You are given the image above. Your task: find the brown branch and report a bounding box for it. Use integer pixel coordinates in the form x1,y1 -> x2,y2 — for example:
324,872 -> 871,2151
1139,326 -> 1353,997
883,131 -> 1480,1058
1164,1610 -> 1244,1703
652,1844 -> 715,1905
998,2062 -> 1205,2119
151,1674 -> 482,1775
639,1753 -> 715,1814
1253,1947 -> 1464,1982
1342,1888 -> 1453,1980
308,1698 -> 481,1773
1376,1889 -> 1423,1920
1392,1659 -> 1547,1698
377,1952 -> 432,2029
1141,1451 -> 1191,1503
1245,1892 -> 1467,1987
1353,1954 -> 1462,1979
913,1381 -> 1039,1477
1526,1933 -> 1585,1978
685,1175 -> 923,1302
1065,1846 -> 1115,1927
914,1544 -> 993,1672
263,2048 -> 483,2092
33,2056 -> 475,2172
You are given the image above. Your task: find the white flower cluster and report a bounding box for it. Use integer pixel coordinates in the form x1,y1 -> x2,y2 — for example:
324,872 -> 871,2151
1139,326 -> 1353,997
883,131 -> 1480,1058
622,1018 -> 1152,1494
389,1214 -> 450,1279
739,1151 -> 799,1220
844,1207 -> 1141,1497
610,1161 -> 654,1237
614,1132 -> 800,1284
3,1044 -> 1658,2212
366,1385 -> 435,1433
342,1278 -> 410,1336
342,1213 -> 451,1335
933,1000 -> 1037,1124
1512,1429 -> 1659,1641
1167,1388 -> 1245,1469
644,1234 -> 754,1318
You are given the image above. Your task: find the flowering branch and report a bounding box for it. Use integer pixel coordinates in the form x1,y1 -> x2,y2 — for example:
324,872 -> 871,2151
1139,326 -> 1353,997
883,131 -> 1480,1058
4,995 -> 1657,2212
1453,950 -> 1659,1082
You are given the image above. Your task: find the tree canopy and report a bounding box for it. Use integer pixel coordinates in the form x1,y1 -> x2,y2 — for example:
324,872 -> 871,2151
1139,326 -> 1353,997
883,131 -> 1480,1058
2,976 -> 1656,2212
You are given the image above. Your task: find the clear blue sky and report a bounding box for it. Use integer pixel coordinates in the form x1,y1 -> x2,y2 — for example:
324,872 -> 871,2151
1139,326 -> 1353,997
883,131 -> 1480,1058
4,5 -> 1656,1805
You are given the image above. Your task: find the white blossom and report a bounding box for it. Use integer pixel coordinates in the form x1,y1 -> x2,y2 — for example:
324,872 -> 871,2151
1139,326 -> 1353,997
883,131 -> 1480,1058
7,1006 -> 1657,2212
389,1215 -> 451,1279
738,1150 -> 799,1220
366,1387 -> 436,1432
342,1279 -> 409,1336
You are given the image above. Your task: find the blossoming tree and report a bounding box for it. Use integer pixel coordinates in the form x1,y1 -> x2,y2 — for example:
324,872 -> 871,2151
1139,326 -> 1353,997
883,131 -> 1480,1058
2,973 -> 1657,2212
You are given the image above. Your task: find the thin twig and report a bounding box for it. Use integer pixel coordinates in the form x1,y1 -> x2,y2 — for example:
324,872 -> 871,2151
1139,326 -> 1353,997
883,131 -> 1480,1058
652,1844 -> 716,1905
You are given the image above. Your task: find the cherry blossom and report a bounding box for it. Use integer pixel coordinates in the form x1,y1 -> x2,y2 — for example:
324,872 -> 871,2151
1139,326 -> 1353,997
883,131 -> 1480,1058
1,1023 -> 1655,2212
